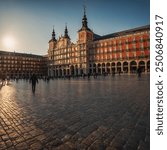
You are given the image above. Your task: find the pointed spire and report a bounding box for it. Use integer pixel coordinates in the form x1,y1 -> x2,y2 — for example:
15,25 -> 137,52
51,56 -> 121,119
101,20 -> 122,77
78,3 -> 92,32
84,5 -> 86,16
64,23 -> 69,38
52,25 -> 56,40
82,5 -> 88,28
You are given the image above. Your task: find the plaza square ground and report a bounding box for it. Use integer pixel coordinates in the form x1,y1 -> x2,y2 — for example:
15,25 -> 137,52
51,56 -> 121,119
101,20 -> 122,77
0,75 -> 150,150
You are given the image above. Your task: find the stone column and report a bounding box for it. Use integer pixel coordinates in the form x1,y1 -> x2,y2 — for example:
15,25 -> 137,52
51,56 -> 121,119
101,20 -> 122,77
121,62 -> 123,73
69,68 -> 71,76
128,62 -> 131,74
105,63 -> 107,73
115,63 -> 117,73
62,69 -> 64,77
74,68 -> 76,76
101,65 -> 102,74
58,69 -> 60,77
145,61 -> 147,73
137,61 -> 139,69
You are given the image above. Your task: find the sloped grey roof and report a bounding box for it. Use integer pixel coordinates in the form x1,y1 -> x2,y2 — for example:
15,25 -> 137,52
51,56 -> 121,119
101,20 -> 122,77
94,25 -> 150,41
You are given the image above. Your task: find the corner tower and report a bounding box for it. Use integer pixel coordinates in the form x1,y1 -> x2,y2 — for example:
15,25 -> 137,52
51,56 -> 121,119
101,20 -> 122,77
49,27 -> 57,50
64,24 -> 70,39
78,6 -> 93,43
48,27 -> 57,63
77,6 -> 94,74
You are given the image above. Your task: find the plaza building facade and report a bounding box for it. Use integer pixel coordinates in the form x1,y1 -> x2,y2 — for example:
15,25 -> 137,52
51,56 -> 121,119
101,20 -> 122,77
0,50 -> 48,79
48,9 -> 150,77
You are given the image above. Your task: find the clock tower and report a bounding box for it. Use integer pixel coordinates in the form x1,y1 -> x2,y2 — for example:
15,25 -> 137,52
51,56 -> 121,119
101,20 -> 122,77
78,6 -> 93,43
48,28 -> 57,64
77,6 -> 93,74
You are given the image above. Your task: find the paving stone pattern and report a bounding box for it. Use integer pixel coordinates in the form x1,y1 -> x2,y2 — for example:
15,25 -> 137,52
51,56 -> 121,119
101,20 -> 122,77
0,75 -> 150,150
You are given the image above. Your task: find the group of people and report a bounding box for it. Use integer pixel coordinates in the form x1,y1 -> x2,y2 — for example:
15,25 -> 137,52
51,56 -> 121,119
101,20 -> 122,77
0,67 -> 143,92
0,73 -> 38,93
0,75 -> 10,87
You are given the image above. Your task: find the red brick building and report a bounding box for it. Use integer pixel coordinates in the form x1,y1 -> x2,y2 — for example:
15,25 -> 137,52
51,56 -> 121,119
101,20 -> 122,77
48,9 -> 150,77
0,50 -> 48,79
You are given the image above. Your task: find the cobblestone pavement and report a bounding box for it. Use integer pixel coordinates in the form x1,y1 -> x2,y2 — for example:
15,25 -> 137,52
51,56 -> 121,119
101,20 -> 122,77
0,75 -> 150,150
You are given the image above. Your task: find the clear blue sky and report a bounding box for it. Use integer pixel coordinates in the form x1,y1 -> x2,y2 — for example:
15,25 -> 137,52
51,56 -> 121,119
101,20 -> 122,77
0,0 -> 150,55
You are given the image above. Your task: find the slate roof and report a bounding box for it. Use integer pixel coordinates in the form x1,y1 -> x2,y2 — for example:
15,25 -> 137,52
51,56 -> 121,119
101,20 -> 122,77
94,25 -> 150,41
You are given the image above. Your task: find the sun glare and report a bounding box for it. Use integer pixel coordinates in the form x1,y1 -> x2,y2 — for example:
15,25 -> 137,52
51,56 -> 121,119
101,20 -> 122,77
3,36 -> 15,50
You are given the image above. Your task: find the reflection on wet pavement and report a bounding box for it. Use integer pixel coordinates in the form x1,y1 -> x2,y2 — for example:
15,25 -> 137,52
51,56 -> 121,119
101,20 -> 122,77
0,75 -> 150,149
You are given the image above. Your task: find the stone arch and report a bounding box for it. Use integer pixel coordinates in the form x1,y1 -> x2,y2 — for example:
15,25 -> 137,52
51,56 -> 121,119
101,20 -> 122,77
80,68 -> 83,75
139,61 -> 145,72
106,63 -> 111,74
102,63 -> 105,73
67,69 -> 70,75
75,65 -> 78,76
97,63 -> 101,74
89,64 -> 92,74
117,62 -> 121,73
56,67 -> 58,77
130,61 -> 137,73
59,68 -> 62,77
63,69 -> 66,76
93,63 -> 96,73
70,65 -> 74,76
123,62 -> 128,73
111,62 -> 116,72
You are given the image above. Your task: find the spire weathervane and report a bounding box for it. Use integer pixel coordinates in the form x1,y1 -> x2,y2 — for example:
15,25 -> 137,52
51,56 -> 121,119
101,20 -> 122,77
82,3 -> 88,29
83,4 -> 86,16
78,0 -> 92,32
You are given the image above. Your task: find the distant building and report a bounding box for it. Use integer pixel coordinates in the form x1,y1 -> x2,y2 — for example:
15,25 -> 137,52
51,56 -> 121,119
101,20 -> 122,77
48,8 -> 150,77
0,50 -> 48,79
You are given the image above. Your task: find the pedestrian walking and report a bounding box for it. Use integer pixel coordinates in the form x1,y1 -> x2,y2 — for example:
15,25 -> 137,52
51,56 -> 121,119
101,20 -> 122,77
137,67 -> 142,78
30,74 -> 38,93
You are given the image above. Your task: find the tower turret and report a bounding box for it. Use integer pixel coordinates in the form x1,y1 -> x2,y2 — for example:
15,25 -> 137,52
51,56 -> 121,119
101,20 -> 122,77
52,27 -> 56,40
49,26 -> 57,42
48,26 -> 57,50
77,5 -> 94,75
78,5 -> 92,32
78,5 -> 93,43
64,24 -> 70,39
82,6 -> 88,29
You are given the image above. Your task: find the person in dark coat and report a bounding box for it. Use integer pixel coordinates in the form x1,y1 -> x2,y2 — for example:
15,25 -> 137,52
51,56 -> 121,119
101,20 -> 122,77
137,67 -> 142,78
30,74 -> 38,93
